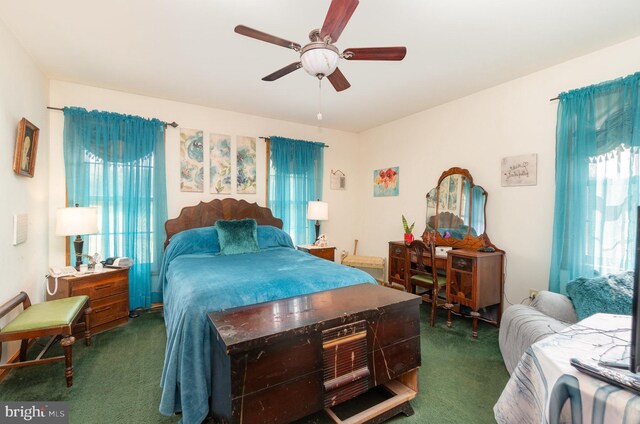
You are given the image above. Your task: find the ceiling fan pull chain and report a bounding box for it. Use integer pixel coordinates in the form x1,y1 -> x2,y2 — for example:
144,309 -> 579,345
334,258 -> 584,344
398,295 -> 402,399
317,78 -> 323,121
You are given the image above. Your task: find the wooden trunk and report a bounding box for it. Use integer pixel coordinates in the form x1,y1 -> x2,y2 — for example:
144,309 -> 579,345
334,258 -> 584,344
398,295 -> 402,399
207,284 -> 421,424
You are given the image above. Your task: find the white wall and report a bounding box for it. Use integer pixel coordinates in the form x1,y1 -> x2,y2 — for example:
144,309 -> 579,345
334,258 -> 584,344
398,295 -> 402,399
356,36 -> 640,305
0,21 -> 49,363
48,81 -> 361,265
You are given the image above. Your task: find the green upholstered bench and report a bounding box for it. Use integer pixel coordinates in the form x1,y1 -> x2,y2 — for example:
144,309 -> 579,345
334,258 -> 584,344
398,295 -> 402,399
0,291 -> 92,387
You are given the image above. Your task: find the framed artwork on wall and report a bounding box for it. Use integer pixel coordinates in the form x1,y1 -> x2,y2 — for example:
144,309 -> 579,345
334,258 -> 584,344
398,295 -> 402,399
373,167 -> 399,197
330,169 -> 346,190
13,118 -> 39,178
501,153 -> 537,186
210,133 -> 232,194
180,128 -> 204,192
237,136 -> 256,194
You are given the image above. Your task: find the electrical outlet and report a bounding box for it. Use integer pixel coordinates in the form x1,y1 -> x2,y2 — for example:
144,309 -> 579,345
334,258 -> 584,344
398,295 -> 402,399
529,289 -> 539,299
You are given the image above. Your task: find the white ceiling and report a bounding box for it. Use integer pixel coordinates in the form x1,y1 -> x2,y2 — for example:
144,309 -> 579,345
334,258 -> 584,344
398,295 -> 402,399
1,0 -> 640,133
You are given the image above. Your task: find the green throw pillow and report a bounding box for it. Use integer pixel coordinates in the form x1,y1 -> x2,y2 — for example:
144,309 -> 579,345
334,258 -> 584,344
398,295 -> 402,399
566,271 -> 633,321
216,218 -> 260,255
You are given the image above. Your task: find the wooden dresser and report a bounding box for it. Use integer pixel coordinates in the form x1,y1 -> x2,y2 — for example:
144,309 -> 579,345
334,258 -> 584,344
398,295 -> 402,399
46,268 -> 129,334
446,249 -> 504,337
388,240 -> 504,337
207,284 -> 421,424
388,241 -> 408,289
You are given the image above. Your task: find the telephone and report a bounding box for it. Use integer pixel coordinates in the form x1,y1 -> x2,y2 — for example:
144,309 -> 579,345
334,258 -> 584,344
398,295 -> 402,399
46,266 -> 78,296
49,266 -> 78,277
102,257 -> 133,268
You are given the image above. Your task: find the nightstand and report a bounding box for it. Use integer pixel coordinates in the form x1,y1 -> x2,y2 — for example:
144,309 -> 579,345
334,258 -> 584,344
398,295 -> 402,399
46,267 -> 129,334
296,244 -> 336,262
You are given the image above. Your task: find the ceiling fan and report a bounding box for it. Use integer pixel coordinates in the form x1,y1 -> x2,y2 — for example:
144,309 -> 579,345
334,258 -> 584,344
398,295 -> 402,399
234,0 -> 406,92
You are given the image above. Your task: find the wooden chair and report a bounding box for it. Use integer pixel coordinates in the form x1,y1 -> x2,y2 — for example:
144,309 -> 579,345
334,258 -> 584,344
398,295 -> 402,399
0,292 -> 92,387
406,239 -> 446,327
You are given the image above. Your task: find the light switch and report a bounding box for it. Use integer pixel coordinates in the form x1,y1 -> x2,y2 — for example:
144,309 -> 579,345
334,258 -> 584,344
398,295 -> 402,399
13,213 -> 28,245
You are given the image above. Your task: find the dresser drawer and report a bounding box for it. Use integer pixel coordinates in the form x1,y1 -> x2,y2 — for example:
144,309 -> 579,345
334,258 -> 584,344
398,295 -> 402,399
450,255 -> 474,272
313,248 -> 335,261
389,244 -> 406,259
72,275 -> 128,300
90,292 -> 129,327
297,245 -> 336,262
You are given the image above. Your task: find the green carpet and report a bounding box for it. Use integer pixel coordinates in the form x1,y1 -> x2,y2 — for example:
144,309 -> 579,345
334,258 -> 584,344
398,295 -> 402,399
0,305 -> 509,423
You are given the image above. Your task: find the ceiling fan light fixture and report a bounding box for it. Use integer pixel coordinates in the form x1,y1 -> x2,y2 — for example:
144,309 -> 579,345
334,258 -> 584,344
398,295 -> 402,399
300,42 -> 339,78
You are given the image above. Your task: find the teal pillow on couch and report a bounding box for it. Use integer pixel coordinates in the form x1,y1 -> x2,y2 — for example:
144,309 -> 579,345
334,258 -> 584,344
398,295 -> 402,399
216,219 -> 260,255
566,271 -> 633,321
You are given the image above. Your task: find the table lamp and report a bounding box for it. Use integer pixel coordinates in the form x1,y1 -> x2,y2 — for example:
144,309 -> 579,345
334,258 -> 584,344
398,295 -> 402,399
307,200 -> 328,242
56,204 -> 98,269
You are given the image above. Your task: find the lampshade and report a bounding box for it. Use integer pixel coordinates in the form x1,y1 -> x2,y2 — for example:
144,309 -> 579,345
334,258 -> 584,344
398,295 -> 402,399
56,206 -> 98,236
307,201 -> 329,221
300,43 -> 340,78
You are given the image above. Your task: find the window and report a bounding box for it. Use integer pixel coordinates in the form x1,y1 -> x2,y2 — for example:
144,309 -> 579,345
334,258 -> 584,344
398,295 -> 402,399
63,107 -> 168,309
549,72 -> 640,293
589,145 -> 639,275
267,136 -> 325,245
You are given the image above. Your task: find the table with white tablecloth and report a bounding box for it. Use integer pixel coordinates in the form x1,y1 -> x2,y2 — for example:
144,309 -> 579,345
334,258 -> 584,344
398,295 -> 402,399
494,313 -> 640,423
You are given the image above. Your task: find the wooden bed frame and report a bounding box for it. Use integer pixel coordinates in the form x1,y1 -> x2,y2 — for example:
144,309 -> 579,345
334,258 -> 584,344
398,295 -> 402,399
164,198 -> 283,248
163,198 -> 420,423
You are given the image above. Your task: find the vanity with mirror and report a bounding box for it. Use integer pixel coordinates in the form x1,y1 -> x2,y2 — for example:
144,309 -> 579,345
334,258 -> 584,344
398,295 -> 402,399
424,167 -> 494,249
388,167 -> 504,338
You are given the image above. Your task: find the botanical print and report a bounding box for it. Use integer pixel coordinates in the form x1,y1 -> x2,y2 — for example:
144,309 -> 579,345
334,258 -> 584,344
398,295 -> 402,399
210,133 -> 231,194
236,136 -> 256,194
180,128 -> 204,192
373,167 -> 399,197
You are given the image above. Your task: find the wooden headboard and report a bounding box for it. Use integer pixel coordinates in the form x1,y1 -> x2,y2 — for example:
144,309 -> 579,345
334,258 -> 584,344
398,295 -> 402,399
164,198 -> 283,248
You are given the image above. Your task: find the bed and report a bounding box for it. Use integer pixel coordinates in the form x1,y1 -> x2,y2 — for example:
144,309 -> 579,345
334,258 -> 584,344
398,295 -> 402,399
158,199 -> 376,424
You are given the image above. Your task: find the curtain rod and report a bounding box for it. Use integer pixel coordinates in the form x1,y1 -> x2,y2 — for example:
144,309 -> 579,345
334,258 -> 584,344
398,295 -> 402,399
259,136 -> 329,148
549,96 -> 559,101
47,106 -> 179,128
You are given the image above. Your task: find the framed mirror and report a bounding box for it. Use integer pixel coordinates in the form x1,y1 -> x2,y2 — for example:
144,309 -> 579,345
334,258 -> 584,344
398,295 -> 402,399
425,187 -> 437,232
423,167 -> 496,250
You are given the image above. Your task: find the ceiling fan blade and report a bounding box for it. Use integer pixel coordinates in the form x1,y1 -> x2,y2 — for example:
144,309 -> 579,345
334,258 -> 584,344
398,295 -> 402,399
262,62 -> 302,81
235,25 -> 301,51
343,47 -> 407,61
327,68 -> 351,92
319,0 -> 359,43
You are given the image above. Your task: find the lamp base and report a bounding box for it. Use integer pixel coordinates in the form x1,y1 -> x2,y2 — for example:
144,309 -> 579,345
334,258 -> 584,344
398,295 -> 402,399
73,236 -> 84,269
315,221 -> 320,243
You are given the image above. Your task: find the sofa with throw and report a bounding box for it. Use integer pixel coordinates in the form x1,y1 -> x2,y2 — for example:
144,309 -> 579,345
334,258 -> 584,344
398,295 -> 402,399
499,271 -> 634,374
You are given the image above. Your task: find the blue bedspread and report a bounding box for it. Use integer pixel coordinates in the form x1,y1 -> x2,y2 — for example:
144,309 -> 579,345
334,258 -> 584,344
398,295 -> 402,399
158,225 -> 375,424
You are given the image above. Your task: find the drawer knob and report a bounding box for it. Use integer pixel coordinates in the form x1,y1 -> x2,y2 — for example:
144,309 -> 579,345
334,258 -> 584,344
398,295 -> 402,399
94,306 -> 112,314
95,284 -> 112,290
455,259 -> 468,269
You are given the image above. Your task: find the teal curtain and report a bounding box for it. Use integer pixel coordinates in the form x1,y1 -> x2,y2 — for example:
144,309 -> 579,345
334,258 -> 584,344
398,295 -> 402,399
63,107 -> 168,309
549,72 -> 640,293
268,136 -> 324,245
